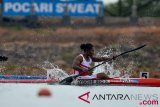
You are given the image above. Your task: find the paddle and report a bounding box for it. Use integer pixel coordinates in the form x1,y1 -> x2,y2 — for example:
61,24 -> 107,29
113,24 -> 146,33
59,44 -> 146,85
0,56 -> 8,61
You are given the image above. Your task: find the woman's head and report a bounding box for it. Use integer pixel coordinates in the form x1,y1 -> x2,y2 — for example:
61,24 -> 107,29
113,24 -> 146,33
80,43 -> 94,56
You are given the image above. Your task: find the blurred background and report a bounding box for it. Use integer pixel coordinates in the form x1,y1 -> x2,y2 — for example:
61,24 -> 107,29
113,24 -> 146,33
0,0 -> 160,78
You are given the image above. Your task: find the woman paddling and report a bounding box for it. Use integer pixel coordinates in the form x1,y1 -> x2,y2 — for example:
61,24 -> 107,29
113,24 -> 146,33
72,43 -> 115,79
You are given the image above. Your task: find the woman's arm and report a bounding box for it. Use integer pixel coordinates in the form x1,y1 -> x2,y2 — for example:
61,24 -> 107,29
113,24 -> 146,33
72,56 -> 88,72
91,56 -> 113,62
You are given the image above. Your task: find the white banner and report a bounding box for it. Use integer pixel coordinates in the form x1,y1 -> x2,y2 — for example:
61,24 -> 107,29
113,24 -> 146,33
0,84 -> 159,107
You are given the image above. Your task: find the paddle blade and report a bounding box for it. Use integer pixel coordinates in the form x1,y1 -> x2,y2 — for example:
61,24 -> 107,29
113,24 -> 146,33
59,76 -> 74,85
59,74 -> 79,85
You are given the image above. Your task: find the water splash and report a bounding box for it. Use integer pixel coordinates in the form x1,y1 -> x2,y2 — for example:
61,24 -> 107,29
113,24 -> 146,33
93,44 -> 135,78
41,61 -> 69,81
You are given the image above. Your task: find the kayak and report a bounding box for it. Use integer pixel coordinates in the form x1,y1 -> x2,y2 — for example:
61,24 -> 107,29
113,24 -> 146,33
0,75 -> 47,80
0,74 -> 160,87
0,79 -> 57,83
72,78 -> 160,87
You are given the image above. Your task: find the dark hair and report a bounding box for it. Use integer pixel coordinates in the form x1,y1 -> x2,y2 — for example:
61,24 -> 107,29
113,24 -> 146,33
80,43 -> 93,52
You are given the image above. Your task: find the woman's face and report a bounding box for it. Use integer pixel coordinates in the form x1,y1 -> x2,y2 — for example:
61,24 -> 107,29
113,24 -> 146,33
86,48 -> 94,57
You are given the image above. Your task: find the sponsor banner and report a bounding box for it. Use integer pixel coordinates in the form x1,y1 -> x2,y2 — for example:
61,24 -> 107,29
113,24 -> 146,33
2,0 -> 103,17
51,86 -> 160,107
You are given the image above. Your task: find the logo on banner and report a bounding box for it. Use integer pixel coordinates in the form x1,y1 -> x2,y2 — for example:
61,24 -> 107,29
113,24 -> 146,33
78,91 -> 90,104
78,91 -> 159,106
3,0 -> 103,16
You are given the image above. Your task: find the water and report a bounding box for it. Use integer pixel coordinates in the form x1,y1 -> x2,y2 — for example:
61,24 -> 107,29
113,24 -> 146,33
93,44 -> 135,78
41,61 -> 69,81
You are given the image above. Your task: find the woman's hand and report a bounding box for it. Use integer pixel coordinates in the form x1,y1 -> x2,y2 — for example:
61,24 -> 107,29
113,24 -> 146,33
112,55 -> 117,60
82,68 -> 88,72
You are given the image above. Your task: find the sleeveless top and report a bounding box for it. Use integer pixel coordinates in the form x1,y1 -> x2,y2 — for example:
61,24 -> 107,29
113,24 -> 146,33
74,54 -> 92,76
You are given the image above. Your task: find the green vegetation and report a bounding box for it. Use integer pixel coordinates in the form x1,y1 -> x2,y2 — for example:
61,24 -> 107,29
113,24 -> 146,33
104,0 -> 160,17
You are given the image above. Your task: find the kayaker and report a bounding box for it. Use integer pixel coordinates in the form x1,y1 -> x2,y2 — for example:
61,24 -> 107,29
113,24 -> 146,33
72,43 -> 115,79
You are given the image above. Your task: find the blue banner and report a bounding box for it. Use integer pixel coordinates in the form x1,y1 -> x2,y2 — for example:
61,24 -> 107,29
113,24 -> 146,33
2,0 -> 104,17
